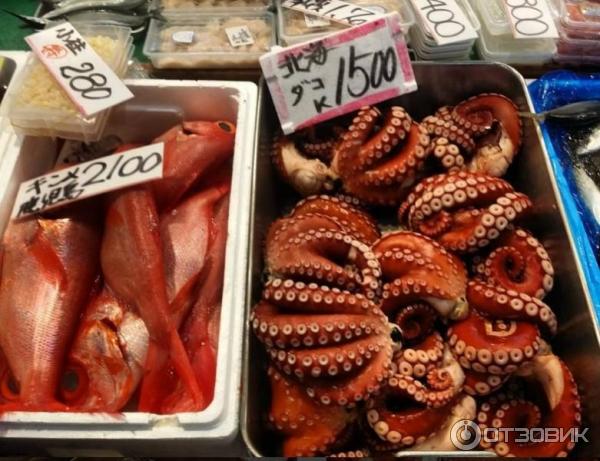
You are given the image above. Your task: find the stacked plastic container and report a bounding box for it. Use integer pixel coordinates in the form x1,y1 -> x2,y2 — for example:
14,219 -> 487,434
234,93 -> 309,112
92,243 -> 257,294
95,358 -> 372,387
276,0 -> 415,46
469,0 -> 558,65
144,3 -> 276,69
555,0 -> 600,65
3,24 -> 133,142
409,0 -> 480,60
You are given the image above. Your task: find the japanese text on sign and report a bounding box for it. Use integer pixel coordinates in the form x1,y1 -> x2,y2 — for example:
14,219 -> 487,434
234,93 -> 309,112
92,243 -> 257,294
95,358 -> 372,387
11,143 -> 164,219
501,0 -> 558,39
282,0 -> 384,26
225,25 -> 255,47
260,13 -> 416,134
410,0 -> 477,45
25,22 -> 134,117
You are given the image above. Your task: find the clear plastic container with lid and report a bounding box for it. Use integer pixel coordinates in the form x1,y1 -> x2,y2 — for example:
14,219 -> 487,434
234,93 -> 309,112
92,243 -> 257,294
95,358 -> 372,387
3,23 -> 133,142
559,0 -> 600,38
470,0 -> 558,64
152,0 -> 273,13
409,0 -> 480,61
277,0 -> 415,46
144,12 -> 275,69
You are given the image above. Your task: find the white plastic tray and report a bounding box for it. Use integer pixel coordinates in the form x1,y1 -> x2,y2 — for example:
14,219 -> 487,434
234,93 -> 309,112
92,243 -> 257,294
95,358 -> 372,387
0,78 -> 258,447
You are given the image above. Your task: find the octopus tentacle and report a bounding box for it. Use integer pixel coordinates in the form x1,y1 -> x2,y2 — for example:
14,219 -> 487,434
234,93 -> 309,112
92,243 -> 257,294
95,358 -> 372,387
328,448 -> 371,457
331,106 -> 431,206
478,353 -> 581,457
268,367 -> 357,457
467,280 -> 558,336
448,312 -> 541,375
474,227 -> 554,299
290,195 -> 380,244
373,231 -> 468,320
463,369 -> 510,397
393,331 -> 445,379
393,303 -> 437,345
399,171 -> 533,253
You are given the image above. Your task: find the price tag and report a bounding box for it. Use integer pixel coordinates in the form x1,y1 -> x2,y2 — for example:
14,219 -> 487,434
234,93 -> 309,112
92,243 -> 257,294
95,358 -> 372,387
225,25 -> 255,47
260,13 -> 416,135
12,143 -> 164,219
409,0 -> 478,45
282,0 -> 385,26
305,13 -> 332,28
25,22 -> 133,117
501,0 -> 558,39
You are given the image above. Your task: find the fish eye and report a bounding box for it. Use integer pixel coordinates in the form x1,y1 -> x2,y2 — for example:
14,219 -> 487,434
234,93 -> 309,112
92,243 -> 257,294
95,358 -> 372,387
218,121 -> 234,133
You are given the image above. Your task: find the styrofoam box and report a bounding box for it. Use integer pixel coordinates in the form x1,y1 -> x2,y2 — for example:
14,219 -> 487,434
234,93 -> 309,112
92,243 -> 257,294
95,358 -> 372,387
0,78 -> 258,445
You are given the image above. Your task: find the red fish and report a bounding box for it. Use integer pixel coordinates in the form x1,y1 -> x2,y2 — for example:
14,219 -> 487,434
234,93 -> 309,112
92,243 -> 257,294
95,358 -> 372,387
100,186 -> 203,413
152,121 -> 236,211
0,207 -> 100,411
62,288 -> 149,412
136,182 -> 230,412
161,193 -> 230,413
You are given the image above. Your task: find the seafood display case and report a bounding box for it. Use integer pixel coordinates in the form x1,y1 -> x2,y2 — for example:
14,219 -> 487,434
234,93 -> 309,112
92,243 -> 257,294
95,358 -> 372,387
241,63 -> 600,457
0,79 -> 257,454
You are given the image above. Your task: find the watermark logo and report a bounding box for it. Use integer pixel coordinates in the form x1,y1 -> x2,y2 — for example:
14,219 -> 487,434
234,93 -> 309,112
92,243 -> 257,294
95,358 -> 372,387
450,419 -> 481,451
450,420 -> 589,451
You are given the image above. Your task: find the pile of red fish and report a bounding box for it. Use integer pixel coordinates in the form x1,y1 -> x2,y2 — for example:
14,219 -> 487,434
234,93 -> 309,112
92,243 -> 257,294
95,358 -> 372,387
0,120 -> 235,414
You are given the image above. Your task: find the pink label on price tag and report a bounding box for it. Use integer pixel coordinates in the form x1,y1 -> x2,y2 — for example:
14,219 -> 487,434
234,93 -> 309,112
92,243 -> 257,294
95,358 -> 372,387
25,22 -> 134,117
260,13 -> 416,135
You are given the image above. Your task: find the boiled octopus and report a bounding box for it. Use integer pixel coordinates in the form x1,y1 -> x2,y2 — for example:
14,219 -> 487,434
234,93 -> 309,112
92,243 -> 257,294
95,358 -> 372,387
477,345 -> 581,457
422,93 -> 522,177
251,195 -> 395,407
398,171 -> 533,254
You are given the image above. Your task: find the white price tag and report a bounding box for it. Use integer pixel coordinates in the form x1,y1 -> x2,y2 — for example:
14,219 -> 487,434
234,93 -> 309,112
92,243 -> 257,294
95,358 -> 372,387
304,13 -> 332,28
12,143 -> 165,220
225,25 -> 255,47
501,0 -> 558,39
260,13 -> 416,135
25,22 -> 134,117
172,30 -> 195,44
409,0 -> 478,45
282,0 -> 385,26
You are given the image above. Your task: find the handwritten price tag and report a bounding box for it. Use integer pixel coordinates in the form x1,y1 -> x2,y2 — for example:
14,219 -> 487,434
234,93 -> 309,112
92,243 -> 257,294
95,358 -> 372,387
261,13 -> 416,135
12,143 -> 164,219
410,0 -> 477,45
501,0 -> 558,39
282,0 -> 384,26
25,22 -> 133,117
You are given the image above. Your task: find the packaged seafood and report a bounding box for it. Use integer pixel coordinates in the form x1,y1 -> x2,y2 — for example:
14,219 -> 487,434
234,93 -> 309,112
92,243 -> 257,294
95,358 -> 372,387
154,0 -> 273,13
2,24 -> 133,142
241,63 -> 600,457
144,12 -> 276,69
555,0 -> 600,64
469,0 -> 558,65
276,0 -> 415,46
0,79 -> 257,452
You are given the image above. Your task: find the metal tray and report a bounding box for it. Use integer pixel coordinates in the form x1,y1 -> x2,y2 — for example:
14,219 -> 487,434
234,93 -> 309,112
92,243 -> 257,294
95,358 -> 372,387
241,62 -> 600,457
0,79 -> 257,456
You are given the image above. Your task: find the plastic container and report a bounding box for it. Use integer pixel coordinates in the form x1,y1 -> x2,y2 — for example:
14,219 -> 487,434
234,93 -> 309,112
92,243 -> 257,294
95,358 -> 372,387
3,24 -> 133,142
153,0 -> 273,13
470,0 -> 558,65
0,78 -> 258,455
144,12 -> 276,69
409,0 -> 480,60
277,0 -> 415,46
560,0 -> 600,37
